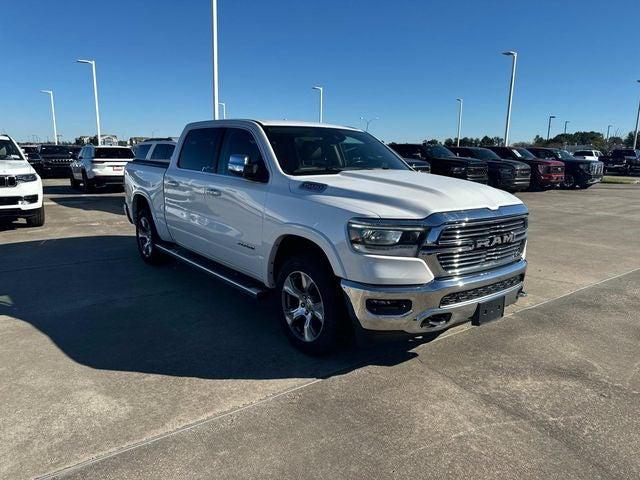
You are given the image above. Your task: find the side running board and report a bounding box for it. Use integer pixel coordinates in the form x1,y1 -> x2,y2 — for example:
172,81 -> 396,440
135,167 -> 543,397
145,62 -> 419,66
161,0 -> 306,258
155,244 -> 269,300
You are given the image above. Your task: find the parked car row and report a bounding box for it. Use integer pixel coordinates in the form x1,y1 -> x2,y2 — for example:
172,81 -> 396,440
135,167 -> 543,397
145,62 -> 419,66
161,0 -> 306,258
388,143 -> 604,191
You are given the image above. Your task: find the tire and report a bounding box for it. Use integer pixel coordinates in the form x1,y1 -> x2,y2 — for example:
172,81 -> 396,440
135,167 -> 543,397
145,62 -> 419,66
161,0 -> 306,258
135,207 -> 166,265
561,173 -> 576,189
69,172 -> 81,190
26,207 -> 45,227
277,253 -> 348,355
82,171 -> 95,193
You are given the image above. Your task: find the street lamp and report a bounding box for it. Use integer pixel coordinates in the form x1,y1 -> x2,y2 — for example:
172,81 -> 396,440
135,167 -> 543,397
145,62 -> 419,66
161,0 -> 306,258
606,124 -> 612,141
40,90 -> 58,145
219,102 -> 227,119
455,98 -> 463,147
359,116 -> 379,132
502,51 -> 517,146
547,115 -> 556,141
211,0 -> 219,120
564,120 -> 570,135
312,86 -> 323,123
76,59 -> 102,145
634,80 -> 640,149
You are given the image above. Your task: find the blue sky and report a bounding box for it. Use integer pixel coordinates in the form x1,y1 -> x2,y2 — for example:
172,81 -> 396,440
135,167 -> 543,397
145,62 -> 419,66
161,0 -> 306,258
1,0 -> 638,143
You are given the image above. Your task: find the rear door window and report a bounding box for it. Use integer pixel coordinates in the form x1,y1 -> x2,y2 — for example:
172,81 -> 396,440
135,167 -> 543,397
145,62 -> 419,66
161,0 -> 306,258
178,128 -> 223,172
150,143 -> 176,161
134,144 -> 152,160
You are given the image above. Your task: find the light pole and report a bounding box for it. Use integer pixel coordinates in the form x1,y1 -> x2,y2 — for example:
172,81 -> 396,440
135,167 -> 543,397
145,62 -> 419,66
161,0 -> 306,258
634,80 -> 640,149
40,90 -> 58,145
211,0 -> 219,120
564,120 -> 570,135
547,115 -> 556,141
359,116 -> 379,132
502,51 -> 517,146
455,98 -> 463,147
606,124 -> 612,141
219,102 -> 227,119
312,86 -> 323,123
76,59 -> 102,145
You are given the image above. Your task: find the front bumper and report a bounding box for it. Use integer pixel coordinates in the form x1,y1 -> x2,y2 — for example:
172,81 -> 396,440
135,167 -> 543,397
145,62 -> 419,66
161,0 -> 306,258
341,259 -> 527,334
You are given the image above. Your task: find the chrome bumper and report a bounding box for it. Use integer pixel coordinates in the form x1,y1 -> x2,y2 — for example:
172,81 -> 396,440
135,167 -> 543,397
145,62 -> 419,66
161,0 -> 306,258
341,260 -> 527,334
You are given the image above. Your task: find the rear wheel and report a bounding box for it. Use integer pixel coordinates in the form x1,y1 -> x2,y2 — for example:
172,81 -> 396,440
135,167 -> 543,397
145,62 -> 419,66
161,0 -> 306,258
26,206 -> 45,227
82,171 -> 95,193
69,172 -> 81,190
135,207 -> 166,265
277,254 -> 347,355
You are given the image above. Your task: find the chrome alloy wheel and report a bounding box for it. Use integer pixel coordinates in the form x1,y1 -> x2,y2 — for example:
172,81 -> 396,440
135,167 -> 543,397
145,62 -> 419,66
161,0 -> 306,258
281,271 -> 325,343
137,216 -> 153,258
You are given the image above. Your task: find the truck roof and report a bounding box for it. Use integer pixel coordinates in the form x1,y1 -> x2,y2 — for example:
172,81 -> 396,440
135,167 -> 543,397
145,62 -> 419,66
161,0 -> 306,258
184,119 -> 361,132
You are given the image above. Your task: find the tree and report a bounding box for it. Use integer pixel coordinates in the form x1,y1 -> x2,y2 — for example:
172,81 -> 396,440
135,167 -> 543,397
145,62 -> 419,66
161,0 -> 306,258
424,139 -> 440,145
443,138 -> 454,147
533,135 -> 545,145
480,136 -> 494,146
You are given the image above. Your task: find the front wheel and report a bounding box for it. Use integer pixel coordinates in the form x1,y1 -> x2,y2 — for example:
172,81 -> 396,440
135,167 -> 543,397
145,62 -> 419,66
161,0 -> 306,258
26,207 -> 45,227
135,208 -> 166,265
561,173 -> 576,189
69,172 -> 81,190
277,254 -> 347,355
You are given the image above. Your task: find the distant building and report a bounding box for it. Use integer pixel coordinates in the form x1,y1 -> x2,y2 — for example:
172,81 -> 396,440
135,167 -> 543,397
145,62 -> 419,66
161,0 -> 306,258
129,137 -> 149,146
74,134 -> 119,146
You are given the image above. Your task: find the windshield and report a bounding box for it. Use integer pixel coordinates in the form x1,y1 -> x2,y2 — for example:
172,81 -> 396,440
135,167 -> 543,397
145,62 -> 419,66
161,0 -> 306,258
421,145 -> 455,159
263,127 -> 409,175
557,149 -> 575,160
469,148 -> 501,160
94,147 -> 134,159
40,145 -> 72,155
0,139 -> 23,160
21,146 -> 38,154
514,148 -> 535,159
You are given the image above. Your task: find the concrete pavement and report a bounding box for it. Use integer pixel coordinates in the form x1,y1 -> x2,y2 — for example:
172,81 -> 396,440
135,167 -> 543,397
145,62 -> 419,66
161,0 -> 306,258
0,180 -> 638,479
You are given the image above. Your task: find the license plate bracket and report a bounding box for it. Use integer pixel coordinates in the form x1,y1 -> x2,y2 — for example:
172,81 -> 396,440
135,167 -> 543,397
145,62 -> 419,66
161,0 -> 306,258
472,296 -> 505,326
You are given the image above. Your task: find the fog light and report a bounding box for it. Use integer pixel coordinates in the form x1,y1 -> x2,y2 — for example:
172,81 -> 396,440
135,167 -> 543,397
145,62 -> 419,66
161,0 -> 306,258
365,299 -> 412,316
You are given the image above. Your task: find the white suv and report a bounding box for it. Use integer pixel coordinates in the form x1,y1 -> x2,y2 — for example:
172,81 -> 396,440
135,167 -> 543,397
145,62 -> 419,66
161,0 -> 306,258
70,145 -> 135,192
0,134 -> 45,227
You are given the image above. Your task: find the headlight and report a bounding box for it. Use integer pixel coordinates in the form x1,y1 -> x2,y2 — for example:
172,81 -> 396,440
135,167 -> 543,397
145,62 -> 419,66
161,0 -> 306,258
348,219 -> 426,257
537,165 -> 550,174
499,166 -> 514,176
449,166 -> 465,174
16,174 -> 38,183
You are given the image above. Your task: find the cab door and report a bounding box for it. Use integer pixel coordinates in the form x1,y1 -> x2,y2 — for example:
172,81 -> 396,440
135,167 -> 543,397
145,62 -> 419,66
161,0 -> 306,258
200,127 -> 269,276
163,127 -> 224,256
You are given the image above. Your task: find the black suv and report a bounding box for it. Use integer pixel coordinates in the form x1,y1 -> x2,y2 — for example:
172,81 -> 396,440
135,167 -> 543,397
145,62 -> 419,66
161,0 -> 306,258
448,146 -> 530,192
38,144 -> 75,177
526,147 -> 604,189
600,149 -> 640,175
19,145 -> 43,173
388,143 -> 488,183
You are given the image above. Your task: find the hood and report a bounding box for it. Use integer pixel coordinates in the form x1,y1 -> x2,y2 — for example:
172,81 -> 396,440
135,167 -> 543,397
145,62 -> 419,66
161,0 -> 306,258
528,158 -> 564,167
289,170 -> 523,219
0,159 -> 36,175
485,158 -> 528,169
432,156 -> 485,166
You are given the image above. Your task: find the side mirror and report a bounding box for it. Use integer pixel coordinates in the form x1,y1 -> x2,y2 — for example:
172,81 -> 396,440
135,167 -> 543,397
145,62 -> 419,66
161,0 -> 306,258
228,154 -> 259,179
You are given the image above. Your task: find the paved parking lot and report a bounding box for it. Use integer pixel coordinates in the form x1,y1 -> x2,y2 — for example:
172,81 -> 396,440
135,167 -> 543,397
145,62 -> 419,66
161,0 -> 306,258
1,180 -> 639,479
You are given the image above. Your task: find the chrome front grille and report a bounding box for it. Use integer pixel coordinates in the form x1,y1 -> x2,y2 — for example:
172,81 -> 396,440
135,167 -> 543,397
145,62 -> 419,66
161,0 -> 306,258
421,213 -> 528,277
0,176 -> 17,188
550,165 -> 564,174
590,162 -> 604,175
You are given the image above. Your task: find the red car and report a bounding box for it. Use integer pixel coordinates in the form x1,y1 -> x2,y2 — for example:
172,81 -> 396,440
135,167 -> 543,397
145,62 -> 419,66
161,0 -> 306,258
487,146 -> 564,190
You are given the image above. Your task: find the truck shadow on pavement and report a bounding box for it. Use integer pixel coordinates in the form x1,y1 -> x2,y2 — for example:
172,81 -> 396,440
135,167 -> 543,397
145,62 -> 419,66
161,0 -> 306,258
50,196 -> 126,216
0,235 -> 424,381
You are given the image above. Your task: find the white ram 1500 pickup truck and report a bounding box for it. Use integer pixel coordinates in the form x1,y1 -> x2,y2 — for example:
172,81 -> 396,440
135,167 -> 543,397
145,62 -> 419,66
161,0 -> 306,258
124,120 -> 528,353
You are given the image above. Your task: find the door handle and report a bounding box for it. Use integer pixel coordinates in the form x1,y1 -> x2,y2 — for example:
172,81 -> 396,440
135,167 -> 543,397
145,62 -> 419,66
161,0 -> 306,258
166,180 -> 179,187
205,188 -> 222,197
